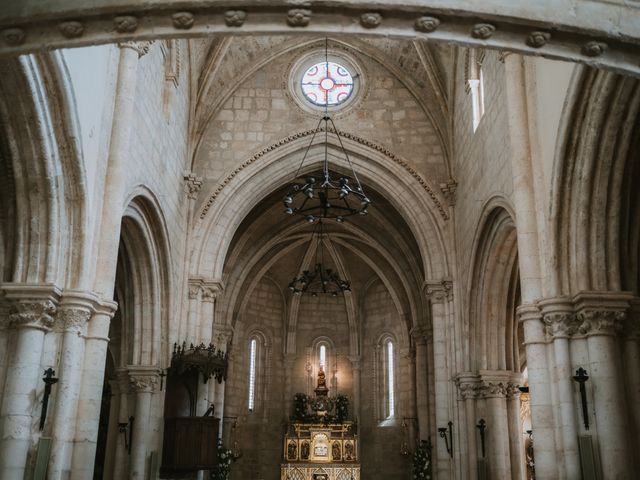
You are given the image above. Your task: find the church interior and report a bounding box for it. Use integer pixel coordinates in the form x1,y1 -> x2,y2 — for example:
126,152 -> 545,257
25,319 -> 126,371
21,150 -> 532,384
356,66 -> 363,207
0,2 -> 639,479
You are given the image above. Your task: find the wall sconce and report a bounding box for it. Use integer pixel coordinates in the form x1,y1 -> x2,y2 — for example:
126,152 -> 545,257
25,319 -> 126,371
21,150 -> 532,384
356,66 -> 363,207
572,367 -> 590,430
40,368 -> 58,431
476,419 -> 487,458
118,416 -> 134,454
438,421 -> 453,458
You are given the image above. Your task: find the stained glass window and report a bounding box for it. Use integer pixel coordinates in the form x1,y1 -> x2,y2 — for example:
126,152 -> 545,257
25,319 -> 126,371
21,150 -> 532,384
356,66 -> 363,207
387,340 -> 395,417
301,61 -> 354,106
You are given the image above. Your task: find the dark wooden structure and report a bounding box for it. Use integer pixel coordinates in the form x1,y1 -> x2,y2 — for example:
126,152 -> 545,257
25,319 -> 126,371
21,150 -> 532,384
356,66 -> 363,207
160,417 -> 219,476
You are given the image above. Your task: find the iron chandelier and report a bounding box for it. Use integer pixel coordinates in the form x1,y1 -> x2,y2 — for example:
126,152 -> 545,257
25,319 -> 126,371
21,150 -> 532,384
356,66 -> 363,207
283,40 -> 371,223
288,221 -> 351,296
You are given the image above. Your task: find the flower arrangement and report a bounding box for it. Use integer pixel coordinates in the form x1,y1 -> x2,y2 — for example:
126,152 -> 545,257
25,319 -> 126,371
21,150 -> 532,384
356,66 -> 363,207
210,440 -> 232,480
412,439 -> 433,480
335,394 -> 349,423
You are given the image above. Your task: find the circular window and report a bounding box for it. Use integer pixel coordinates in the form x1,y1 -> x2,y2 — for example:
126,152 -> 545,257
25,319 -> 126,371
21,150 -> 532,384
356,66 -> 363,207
288,50 -> 363,115
301,61 -> 354,106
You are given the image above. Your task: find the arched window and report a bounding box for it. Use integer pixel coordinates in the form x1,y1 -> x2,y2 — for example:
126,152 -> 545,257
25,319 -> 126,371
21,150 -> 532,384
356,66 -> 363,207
387,340 -> 395,417
248,338 -> 257,411
466,49 -> 486,132
376,334 -> 397,422
319,344 -> 327,371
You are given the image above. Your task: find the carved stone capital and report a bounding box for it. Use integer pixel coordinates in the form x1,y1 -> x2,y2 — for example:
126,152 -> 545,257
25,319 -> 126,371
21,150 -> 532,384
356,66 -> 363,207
456,374 -> 480,400
127,367 -> 160,393
213,325 -> 234,349
188,284 -> 201,300
57,307 -> 91,333
410,327 -> 428,346
516,304 -> 542,324
119,40 -> 153,58
577,310 -> 625,336
9,300 -> 57,330
184,173 -> 203,199
424,280 -> 452,304
543,313 -> 579,338
201,282 -> 223,303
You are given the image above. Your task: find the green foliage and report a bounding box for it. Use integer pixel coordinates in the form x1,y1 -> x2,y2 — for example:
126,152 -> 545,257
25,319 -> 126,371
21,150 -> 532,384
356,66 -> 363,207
210,440 -> 232,480
412,439 -> 433,480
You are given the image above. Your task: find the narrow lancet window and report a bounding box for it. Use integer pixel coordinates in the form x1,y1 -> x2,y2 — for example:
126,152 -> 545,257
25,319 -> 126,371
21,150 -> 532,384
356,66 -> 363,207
387,340 -> 395,417
248,338 -> 257,411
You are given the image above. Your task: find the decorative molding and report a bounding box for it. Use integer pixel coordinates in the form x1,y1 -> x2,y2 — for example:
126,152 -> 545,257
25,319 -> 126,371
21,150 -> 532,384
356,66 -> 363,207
113,15 -> 138,33
471,23 -> 496,40
424,280 -> 451,304
58,21 -> 84,38
360,13 -> 382,29
287,9 -> 311,27
582,41 -> 607,57
198,127 -> 449,221
414,16 -> 440,33
224,10 -> 247,27
184,172 -> 203,199
2,27 -> 25,46
172,12 -> 194,30
201,284 -> 221,303
457,372 -> 520,399
526,31 -> 551,48
439,179 -> 457,206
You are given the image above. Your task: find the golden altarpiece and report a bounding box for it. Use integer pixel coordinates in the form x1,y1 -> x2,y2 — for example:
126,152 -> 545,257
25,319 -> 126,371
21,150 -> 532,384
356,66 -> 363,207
281,368 -> 360,480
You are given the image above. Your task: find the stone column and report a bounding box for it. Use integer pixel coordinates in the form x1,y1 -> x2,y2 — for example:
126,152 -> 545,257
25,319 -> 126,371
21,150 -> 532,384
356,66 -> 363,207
456,374 -> 479,480
200,282 -> 222,345
283,354 -> 296,420
47,292 -> 97,480
103,379 -> 121,480
93,41 -> 150,298
539,298 -> 581,479
516,304 -> 557,478
0,284 -> 60,478
412,329 -> 430,440
425,281 -> 452,480
112,369 -> 132,480
70,300 -> 118,480
213,326 -> 233,436
574,293 -> 632,478
506,385 -> 525,480
623,301 -> 640,469
349,356 -> 361,424
128,367 -> 160,480
187,280 -> 201,343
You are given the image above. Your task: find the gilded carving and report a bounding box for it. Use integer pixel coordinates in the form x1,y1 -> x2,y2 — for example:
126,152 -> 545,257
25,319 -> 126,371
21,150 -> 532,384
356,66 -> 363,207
58,21 -> 84,38
360,13 -> 382,29
582,41 -> 607,57
172,12 -> 194,30
287,9 -> 311,27
113,15 -> 139,33
224,10 -> 247,27
526,31 -> 551,48
414,16 -> 440,33
471,23 -> 496,40
2,28 -> 25,46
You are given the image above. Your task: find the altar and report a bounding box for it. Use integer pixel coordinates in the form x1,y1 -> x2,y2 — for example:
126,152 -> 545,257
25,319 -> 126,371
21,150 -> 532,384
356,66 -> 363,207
280,368 -> 360,480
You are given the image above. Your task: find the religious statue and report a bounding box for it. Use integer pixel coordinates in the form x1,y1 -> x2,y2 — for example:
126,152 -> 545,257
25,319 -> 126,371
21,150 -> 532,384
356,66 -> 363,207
288,441 -> 297,460
301,441 -> 310,460
344,441 -> 354,461
332,441 -> 341,461
317,367 -> 326,388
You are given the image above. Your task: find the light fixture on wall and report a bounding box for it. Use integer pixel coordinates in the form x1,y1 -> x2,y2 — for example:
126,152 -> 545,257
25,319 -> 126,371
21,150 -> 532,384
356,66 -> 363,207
288,221 -> 350,296
283,39 -> 371,223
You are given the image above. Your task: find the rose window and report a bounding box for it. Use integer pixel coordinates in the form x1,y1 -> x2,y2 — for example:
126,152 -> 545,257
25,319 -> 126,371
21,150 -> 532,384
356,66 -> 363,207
301,61 -> 354,106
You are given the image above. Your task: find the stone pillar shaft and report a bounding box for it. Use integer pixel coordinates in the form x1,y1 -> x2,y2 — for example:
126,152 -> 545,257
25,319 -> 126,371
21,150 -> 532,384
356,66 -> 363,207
70,304 -> 116,480
0,286 -> 59,479
414,335 -> 429,440
48,295 -> 94,480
